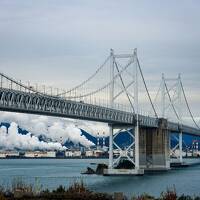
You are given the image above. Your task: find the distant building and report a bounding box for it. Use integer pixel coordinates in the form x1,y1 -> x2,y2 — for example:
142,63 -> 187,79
24,151 -> 56,158
65,151 -> 73,157
5,151 -> 19,158
72,150 -> 81,157
0,152 -> 6,158
85,150 -> 94,157
55,150 -> 65,158
46,151 -> 56,157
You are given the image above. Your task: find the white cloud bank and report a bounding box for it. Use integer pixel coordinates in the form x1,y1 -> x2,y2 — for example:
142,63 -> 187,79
0,122 -> 66,151
0,112 -> 94,148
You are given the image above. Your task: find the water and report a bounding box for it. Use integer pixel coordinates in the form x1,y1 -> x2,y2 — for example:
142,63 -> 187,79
0,158 -> 200,198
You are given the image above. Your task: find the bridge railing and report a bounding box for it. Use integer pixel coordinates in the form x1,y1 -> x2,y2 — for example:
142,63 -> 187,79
0,73 -> 137,113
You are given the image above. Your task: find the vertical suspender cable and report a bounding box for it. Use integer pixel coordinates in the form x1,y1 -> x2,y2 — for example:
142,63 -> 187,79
180,80 -> 200,129
136,58 -> 158,118
164,80 -> 180,121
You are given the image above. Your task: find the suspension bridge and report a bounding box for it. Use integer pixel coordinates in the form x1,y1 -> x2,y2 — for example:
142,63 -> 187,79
0,49 -> 199,175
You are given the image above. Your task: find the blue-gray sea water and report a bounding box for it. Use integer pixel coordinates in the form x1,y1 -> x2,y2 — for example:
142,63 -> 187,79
0,158 -> 200,198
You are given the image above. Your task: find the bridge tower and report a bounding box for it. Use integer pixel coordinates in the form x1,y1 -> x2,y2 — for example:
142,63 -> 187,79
161,74 -> 183,163
105,49 -> 144,175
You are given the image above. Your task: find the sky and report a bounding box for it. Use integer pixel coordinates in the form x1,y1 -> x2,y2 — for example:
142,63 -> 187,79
0,0 -> 199,123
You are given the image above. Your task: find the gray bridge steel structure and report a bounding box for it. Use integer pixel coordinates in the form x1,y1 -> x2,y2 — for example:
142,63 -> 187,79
0,49 -> 199,175
0,87 -> 199,136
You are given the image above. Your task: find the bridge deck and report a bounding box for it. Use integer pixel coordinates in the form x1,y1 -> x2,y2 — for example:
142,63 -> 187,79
0,88 -> 199,136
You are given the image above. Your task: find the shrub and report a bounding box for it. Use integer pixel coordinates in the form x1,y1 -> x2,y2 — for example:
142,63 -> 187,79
0,193 -> 7,200
161,187 -> 177,200
178,195 -> 193,200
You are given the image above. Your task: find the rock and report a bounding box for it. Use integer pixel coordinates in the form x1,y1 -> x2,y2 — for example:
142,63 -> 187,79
81,163 -> 108,175
81,167 -> 95,174
115,159 -> 135,169
96,163 -> 108,175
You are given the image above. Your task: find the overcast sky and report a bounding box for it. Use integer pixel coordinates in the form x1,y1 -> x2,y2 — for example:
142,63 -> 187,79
0,0 -> 199,119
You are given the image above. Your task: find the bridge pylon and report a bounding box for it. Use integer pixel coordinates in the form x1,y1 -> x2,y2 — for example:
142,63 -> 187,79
161,73 -> 183,164
105,49 -> 144,175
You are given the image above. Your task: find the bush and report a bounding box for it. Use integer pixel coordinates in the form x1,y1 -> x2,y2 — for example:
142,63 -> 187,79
0,193 -> 7,200
131,193 -> 155,200
53,185 -> 65,193
161,187 -> 177,200
178,195 -> 193,200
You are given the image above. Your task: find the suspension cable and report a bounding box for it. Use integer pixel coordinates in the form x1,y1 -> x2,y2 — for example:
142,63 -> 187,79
114,80 -> 135,101
153,81 -> 162,107
0,72 -> 44,95
0,73 -> 72,100
114,61 -> 135,113
57,55 -> 111,96
180,80 -> 200,129
136,58 -> 158,118
66,57 -> 134,99
164,80 -> 180,121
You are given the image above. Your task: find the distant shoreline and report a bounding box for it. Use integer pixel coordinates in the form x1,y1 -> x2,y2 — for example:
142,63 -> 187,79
0,156 -> 199,159
0,156 -> 108,159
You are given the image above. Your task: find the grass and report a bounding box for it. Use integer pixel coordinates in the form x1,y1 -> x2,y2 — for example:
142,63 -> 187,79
0,179 -> 199,200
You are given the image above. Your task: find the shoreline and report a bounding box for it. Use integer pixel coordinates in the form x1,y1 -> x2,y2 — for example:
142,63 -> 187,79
0,156 -> 108,159
0,156 -> 199,159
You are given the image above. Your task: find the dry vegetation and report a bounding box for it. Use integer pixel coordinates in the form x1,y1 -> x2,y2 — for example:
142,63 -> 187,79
0,180 -> 199,200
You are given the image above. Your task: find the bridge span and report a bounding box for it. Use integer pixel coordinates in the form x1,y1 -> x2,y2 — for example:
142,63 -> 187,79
0,88 -> 199,136
0,49 -> 199,175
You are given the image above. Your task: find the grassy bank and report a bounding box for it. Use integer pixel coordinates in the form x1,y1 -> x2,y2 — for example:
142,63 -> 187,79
0,181 -> 112,200
0,180 -> 200,200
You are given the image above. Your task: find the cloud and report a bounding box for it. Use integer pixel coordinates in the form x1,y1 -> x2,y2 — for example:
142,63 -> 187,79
0,122 -> 66,151
0,112 -> 95,147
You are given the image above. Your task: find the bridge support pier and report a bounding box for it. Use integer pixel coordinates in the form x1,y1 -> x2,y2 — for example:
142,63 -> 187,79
105,119 -> 170,175
170,128 -> 184,167
108,125 -> 113,169
139,119 -> 170,171
104,124 -> 144,176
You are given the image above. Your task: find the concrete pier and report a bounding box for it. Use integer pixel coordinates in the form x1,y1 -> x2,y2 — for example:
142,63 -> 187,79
140,119 -> 170,171
104,118 -> 170,175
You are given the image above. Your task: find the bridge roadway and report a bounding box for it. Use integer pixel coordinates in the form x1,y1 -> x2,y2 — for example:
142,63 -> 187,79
0,88 -> 199,136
